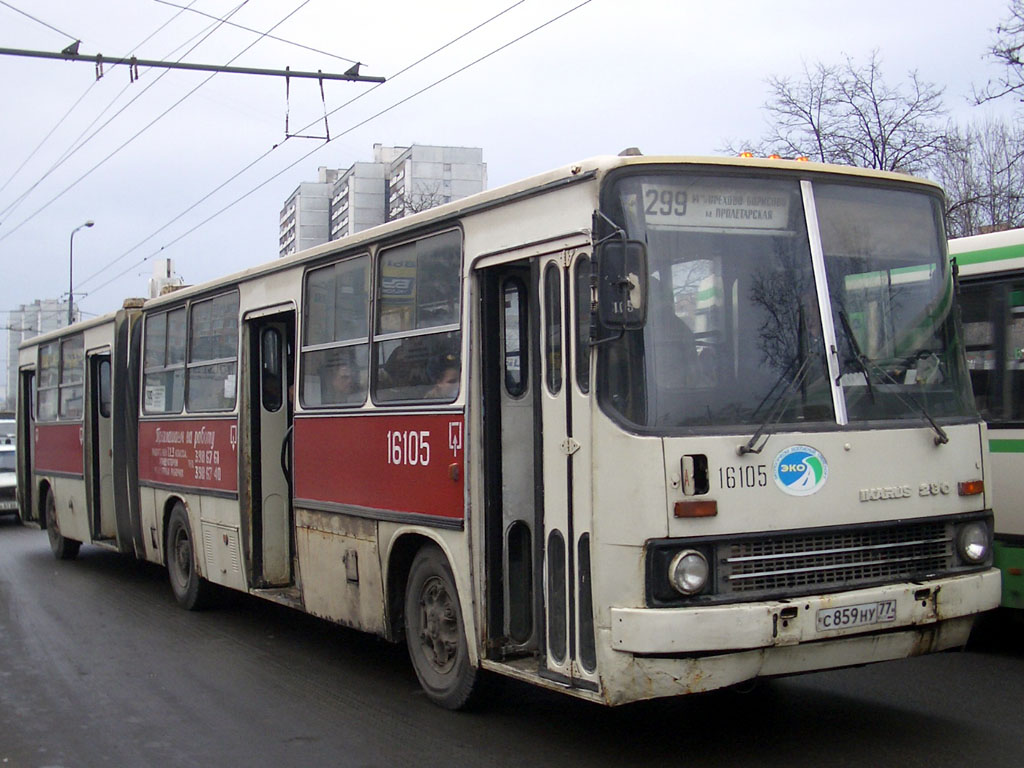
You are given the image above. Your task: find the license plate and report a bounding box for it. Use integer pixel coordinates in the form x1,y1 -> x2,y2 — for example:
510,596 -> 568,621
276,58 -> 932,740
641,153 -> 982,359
0,500 -> 17,511
816,600 -> 897,632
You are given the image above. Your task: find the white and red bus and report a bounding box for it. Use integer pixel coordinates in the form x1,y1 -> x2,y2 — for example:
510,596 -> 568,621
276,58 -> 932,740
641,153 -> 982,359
18,154 -> 1001,708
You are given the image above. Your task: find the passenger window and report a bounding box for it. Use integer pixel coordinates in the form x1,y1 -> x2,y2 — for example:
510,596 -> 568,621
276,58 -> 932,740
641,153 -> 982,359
37,342 -> 59,421
58,336 -> 84,420
143,308 -> 186,414
373,231 -> 462,403
301,255 -> 369,407
186,293 -> 239,412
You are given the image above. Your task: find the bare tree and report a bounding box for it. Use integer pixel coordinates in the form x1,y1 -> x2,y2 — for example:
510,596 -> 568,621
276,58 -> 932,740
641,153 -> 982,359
389,181 -> 450,220
932,118 -> 1024,237
976,0 -> 1024,103
723,51 -> 947,174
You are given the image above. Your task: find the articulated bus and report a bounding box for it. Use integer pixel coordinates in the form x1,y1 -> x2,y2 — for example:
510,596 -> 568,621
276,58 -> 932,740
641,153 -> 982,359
18,155 -> 1001,709
950,228 -> 1024,613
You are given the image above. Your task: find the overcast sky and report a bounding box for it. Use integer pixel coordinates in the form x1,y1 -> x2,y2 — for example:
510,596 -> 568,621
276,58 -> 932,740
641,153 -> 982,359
0,0 -> 1020,391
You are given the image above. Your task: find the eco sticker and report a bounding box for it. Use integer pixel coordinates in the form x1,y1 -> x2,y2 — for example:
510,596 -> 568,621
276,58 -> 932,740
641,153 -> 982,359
773,445 -> 828,496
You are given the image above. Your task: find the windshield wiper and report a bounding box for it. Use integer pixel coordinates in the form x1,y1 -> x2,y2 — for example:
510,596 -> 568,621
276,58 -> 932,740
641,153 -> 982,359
836,310 -> 875,403
738,354 -> 815,455
836,312 -> 948,446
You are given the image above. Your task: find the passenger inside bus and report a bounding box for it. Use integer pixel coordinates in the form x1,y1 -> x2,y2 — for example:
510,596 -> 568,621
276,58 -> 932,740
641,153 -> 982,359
425,355 -> 460,400
317,350 -> 364,405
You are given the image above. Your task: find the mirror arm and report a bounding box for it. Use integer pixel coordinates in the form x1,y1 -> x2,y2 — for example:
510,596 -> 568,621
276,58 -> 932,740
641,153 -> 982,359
589,327 -> 624,347
593,211 -> 627,247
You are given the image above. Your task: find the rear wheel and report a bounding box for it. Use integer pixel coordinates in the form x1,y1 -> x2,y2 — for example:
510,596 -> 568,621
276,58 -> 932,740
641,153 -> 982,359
404,544 -> 478,709
166,502 -> 210,610
44,487 -> 80,560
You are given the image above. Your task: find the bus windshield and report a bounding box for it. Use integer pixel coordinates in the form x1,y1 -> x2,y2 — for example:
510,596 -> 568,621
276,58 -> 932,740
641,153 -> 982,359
599,171 -> 974,431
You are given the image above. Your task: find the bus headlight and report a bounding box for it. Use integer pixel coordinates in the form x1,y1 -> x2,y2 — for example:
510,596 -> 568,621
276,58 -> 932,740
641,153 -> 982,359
668,549 -> 709,595
956,521 -> 990,564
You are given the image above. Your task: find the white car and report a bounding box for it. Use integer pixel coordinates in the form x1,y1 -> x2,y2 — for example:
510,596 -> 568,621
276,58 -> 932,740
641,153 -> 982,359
0,444 -> 18,517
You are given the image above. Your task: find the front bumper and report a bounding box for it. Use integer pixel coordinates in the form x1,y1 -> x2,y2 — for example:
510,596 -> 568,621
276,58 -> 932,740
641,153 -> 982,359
611,568 -> 1001,654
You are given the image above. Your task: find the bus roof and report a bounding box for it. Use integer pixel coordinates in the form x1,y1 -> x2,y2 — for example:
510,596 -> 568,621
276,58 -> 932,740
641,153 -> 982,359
18,309 -> 121,352
949,227 -> 1024,277
66,154 -> 946,316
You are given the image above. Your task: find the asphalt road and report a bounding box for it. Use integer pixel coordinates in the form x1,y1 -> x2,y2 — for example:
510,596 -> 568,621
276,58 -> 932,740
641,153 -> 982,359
1,516 -> 1022,768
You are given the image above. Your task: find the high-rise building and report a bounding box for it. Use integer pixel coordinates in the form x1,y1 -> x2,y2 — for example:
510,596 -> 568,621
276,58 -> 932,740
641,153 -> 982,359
384,145 -> 487,220
278,145 -> 486,258
329,162 -> 387,241
279,167 -> 339,259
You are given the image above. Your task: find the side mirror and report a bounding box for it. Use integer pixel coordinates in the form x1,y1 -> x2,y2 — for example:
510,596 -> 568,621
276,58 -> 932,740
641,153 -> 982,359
597,239 -> 648,329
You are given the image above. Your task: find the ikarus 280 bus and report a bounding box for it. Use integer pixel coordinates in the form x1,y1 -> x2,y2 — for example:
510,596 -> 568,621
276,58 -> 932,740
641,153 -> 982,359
19,154 -> 1001,709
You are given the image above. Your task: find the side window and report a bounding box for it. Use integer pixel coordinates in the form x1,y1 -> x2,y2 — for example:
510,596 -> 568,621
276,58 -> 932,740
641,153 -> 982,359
962,279 -> 1024,422
503,278 -> 527,397
58,335 -> 84,420
98,359 -> 112,419
374,231 -> 462,403
544,263 -> 563,394
261,329 -> 283,413
143,308 -> 186,414
37,342 -> 59,421
301,255 -> 369,407
187,292 -> 239,412
575,257 -> 591,394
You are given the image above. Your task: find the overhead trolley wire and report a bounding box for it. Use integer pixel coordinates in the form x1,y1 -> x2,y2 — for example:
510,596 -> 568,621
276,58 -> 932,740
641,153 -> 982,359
152,0 -> 361,65
0,0 -> 78,43
0,0 -> 317,244
77,0 -> 530,291
82,0 -> 594,297
0,1 -> 209,217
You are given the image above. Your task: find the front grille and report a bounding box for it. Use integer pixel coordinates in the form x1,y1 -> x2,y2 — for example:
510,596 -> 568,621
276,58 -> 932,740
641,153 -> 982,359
718,520 -> 952,596
0,485 -> 15,501
645,514 -> 990,607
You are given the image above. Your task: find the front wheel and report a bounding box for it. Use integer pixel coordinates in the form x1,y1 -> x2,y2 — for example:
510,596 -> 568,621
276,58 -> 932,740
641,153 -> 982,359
44,487 -> 80,560
404,544 -> 479,709
166,502 -> 210,610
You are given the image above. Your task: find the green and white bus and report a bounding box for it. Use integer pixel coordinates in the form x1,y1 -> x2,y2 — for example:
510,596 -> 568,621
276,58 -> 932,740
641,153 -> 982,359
951,228 -> 1024,613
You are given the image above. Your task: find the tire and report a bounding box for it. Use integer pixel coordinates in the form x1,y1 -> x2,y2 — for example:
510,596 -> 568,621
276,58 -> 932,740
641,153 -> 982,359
44,487 -> 80,561
404,544 -> 479,709
166,502 -> 210,610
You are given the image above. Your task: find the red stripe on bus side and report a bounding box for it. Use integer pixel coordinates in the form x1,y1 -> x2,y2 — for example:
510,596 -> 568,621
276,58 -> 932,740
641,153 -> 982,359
293,413 -> 465,520
34,423 -> 83,475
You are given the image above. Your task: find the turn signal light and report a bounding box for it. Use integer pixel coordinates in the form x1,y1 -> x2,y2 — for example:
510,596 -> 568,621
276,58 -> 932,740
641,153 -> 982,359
957,480 -> 984,496
674,500 -> 718,518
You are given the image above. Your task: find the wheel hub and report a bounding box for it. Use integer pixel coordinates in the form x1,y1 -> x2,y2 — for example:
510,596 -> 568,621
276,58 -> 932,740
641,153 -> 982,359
418,576 -> 458,673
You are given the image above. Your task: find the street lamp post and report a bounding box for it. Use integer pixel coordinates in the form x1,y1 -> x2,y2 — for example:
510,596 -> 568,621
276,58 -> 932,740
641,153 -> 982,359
68,220 -> 94,326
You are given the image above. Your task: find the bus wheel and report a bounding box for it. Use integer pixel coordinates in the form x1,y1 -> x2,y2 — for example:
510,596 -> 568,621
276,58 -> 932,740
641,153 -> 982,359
44,488 -> 80,561
166,503 -> 210,611
404,544 -> 478,709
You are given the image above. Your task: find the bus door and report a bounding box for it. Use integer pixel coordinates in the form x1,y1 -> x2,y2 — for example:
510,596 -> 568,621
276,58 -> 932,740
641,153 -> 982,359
17,368 -> 35,523
538,250 -> 598,688
482,262 -> 537,655
246,311 -> 296,588
480,248 -> 597,689
87,351 -> 116,540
